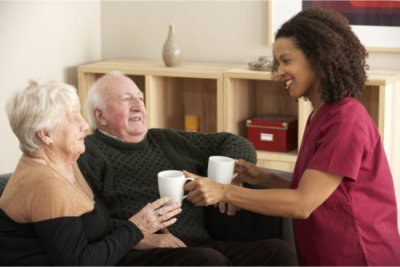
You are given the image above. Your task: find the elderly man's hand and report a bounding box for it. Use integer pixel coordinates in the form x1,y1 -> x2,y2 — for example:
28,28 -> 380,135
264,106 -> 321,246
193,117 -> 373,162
214,202 -> 240,216
214,177 -> 242,215
134,233 -> 186,250
129,196 -> 182,234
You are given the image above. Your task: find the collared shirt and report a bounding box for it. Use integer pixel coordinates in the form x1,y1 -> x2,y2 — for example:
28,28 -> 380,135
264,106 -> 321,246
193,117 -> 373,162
98,129 -> 125,142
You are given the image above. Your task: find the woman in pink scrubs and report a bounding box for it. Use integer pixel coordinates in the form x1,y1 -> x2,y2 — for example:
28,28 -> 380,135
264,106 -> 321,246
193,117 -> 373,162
184,7 -> 400,266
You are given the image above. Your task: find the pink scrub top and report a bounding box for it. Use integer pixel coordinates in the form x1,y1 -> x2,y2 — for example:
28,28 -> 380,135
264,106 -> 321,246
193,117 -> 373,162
291,97 -> 400,266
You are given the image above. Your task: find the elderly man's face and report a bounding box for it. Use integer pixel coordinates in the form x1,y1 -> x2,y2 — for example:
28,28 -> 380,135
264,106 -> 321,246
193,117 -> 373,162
97,75 -> 148,143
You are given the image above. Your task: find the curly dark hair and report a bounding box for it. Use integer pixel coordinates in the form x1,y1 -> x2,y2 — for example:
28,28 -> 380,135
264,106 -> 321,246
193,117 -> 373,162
272,8 -> 369,103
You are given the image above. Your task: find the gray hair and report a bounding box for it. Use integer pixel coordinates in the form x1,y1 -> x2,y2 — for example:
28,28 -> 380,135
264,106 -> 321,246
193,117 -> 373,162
6,79 -> 80,154
85,71 -> 125,129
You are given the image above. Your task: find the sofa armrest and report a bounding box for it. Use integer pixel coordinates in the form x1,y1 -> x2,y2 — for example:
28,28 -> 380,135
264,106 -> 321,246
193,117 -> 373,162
204,168 -> 292,242
0,173 -> 11,196
204,201 -> 282,241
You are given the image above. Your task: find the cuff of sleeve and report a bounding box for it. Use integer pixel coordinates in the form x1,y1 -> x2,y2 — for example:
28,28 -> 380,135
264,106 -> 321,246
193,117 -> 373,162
125,221 -> 144,241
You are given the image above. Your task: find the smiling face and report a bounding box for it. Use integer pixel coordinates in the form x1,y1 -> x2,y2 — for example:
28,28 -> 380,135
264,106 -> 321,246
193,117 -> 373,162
273,37 -> 320,100
96,75 -> 148,143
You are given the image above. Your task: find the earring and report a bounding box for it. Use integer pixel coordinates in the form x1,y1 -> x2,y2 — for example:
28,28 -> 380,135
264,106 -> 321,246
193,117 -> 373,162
48,139 -> 54,145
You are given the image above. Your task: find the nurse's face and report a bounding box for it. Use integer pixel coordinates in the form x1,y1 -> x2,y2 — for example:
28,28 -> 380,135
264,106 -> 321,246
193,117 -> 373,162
273,37 -> 319,99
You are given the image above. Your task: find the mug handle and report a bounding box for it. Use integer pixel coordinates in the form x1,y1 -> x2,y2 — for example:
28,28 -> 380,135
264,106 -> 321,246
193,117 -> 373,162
183,177 -> 195,199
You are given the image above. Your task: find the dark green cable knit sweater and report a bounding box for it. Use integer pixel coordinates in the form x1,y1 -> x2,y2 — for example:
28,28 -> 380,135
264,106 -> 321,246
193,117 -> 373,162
78,129 -> 256,242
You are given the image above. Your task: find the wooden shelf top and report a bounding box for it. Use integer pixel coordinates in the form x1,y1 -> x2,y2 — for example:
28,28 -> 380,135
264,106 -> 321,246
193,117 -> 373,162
78,59 -> 400,85
224,67 -> 400,86
366,69 -> 400,86
223,67 -> 275,80
257,149 -> 298,162
78,59 -> 242,79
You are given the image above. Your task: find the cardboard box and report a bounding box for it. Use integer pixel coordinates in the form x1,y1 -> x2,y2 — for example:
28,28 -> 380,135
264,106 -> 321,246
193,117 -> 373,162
247,115 -> 298,152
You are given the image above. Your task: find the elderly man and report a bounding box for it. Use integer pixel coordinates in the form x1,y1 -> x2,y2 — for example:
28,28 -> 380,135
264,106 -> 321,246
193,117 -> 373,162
77,71 -> 296,265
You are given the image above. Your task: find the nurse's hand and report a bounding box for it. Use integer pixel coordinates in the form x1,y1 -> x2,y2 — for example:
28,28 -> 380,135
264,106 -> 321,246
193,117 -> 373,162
183,170 -> 225,207
234,159 -> 263,186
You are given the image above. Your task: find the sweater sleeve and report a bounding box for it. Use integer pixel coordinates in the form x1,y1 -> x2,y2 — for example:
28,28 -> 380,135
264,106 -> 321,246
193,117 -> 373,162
33,215 -> 143,265
166,130 -> 257,164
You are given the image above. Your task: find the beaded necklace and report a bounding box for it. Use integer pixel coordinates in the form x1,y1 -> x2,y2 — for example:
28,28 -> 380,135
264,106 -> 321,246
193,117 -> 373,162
33,157 -> 95,204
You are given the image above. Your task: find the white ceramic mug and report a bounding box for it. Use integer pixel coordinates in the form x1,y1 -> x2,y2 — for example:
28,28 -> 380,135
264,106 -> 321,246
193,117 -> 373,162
207,156 -> 237,184
158,170 -> 194,205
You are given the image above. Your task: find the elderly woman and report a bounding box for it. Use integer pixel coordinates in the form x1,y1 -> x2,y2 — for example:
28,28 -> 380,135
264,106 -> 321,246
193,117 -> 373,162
0,79 -> 181,265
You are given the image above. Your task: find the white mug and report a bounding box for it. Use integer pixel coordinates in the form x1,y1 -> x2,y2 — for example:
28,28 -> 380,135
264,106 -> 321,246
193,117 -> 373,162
207,156 -> 237,184
158,170 -> 194,205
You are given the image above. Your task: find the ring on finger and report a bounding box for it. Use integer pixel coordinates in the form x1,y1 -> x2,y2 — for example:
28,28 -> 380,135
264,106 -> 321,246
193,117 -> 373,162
154,208 -> 162,217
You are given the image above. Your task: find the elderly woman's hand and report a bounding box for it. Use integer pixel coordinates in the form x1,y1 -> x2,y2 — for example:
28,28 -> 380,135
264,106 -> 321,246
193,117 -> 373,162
129,196 -> 182,234
183,170 -> 225,207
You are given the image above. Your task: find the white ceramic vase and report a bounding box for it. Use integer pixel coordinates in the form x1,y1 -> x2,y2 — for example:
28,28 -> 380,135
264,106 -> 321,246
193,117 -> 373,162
162,24 -> 182,67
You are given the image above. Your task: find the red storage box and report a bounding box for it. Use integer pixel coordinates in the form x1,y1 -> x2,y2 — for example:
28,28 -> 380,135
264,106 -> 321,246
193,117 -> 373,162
247,115 -> 298,152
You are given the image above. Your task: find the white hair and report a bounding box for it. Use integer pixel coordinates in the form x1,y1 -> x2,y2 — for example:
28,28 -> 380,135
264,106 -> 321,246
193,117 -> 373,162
85,70 -> 126,129
5,79 -> 80,154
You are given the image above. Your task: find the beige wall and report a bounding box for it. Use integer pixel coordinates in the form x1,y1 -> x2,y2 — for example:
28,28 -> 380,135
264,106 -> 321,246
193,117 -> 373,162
1,0 -> 400,173
101,1 -> 270,63
101,1 -> 400,70
0,1 -> 101,173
